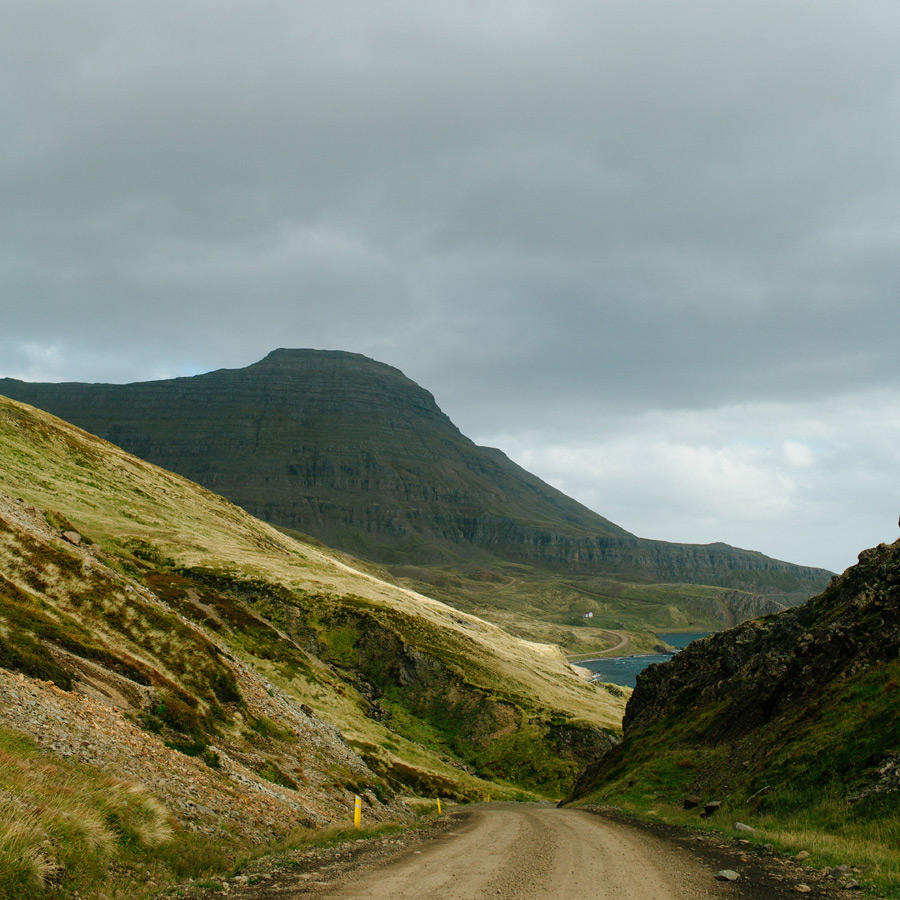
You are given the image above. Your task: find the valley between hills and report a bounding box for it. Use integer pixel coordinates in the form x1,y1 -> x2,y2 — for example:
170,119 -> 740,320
2,352 -> 899,899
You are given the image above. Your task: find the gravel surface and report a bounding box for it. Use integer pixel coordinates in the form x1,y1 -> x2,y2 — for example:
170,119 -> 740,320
170,803 -> 877,900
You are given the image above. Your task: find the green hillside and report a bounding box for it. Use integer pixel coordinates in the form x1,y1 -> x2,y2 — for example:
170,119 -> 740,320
0,349 -> 833,652
565,539 -> 900,896
0,394 -> 624,899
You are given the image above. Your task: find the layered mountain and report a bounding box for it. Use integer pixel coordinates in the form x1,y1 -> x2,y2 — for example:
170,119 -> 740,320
565,538 -> 900,889
0,349 -> 831,605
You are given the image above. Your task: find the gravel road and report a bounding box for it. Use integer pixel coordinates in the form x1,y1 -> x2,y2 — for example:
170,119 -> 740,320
179,803 -> 867,900
206,803 -> 744,900
309,802 -> 707,900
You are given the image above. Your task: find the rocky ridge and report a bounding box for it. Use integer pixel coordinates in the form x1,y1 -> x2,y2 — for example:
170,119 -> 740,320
565,537 -> 900,895
621,539 -> 900,741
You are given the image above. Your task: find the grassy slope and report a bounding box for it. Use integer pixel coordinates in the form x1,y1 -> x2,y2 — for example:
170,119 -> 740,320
564,541 -> 900,897
0,394 -> 623,766
0,720 -> 422,900
0,353 -> 831,615
387,562 -> 795,657
0,394 -> 629,897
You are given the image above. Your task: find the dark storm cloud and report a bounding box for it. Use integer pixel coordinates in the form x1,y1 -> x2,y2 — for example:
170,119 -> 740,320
3,0 -> 900,569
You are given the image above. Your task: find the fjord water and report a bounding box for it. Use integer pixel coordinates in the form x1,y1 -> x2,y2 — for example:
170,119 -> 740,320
581,632 -> 709,688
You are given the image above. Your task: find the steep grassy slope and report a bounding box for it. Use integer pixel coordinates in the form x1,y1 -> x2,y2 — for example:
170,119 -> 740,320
0,492 -> 396,900
0,350 -> 832,607
565,539 -> 900,895
0,394 -> 625,898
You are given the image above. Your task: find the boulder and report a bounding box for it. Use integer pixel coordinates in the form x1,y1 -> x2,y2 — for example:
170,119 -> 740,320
715,870 -> 741,882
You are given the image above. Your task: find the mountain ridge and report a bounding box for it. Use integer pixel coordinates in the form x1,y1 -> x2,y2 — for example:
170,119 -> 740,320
0,349 -> 831,603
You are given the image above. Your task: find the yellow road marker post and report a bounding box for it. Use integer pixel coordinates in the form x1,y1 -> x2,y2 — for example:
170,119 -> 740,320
354,794 -> 362,828
436,798 -> 442,815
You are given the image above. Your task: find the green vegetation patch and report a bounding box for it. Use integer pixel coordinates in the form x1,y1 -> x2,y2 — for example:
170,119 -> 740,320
573,657 -> 900,897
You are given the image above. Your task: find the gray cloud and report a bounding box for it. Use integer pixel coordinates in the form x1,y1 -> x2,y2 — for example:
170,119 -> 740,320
4,0 -> 900,570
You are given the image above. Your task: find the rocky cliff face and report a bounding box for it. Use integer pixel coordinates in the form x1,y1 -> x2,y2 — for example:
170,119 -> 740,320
684,589 -> 792,628
0,349 -> 830,596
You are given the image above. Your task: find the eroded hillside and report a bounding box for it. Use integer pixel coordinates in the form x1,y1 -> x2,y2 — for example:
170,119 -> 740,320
0,395 -> 625,898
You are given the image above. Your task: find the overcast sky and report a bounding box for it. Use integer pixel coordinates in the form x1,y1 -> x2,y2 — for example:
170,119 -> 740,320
4,0 -> 900,574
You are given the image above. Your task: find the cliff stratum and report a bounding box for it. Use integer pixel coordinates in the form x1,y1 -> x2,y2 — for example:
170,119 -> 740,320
0,395 -> 624,899
0,351 -> 831,648
566,537 -> 900,889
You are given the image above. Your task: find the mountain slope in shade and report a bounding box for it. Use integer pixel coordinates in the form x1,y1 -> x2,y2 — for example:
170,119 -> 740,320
564,539 -> 900,892
0,349 -> 832,599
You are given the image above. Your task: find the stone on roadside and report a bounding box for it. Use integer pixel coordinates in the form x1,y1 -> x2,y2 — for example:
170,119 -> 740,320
795,851 -> 810,862
715,870 -> 741,882
734,822 -> 755,832
62,530 -> 82,545
795,884 -> 812,893
683,794 -> 703,809
702,800 -> 722,817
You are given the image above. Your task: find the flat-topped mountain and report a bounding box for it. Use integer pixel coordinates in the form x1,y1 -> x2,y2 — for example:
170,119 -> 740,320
0,349 -> 831,598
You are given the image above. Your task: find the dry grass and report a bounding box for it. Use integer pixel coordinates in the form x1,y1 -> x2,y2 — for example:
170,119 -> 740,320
0,729 -> 173,900
752,817 -> 900,894
0,726 -> 418,900
610,798 -> 900,898
0,396 -> 625,741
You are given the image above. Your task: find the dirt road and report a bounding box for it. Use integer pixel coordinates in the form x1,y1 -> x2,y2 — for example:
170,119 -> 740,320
314,803 -> 700,900
181,803 -> 861,900
596,629 -> 631,655
224,804 -> 747,900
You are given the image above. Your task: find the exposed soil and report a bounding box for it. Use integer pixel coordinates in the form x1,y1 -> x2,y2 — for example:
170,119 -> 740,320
167,803 -> 873,900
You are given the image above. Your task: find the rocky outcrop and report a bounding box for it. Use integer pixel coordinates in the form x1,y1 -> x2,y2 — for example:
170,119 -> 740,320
567,538 -> 900,806
0,349 -> 831,596
622,541 -> 900,740
685,590 -> 791,627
